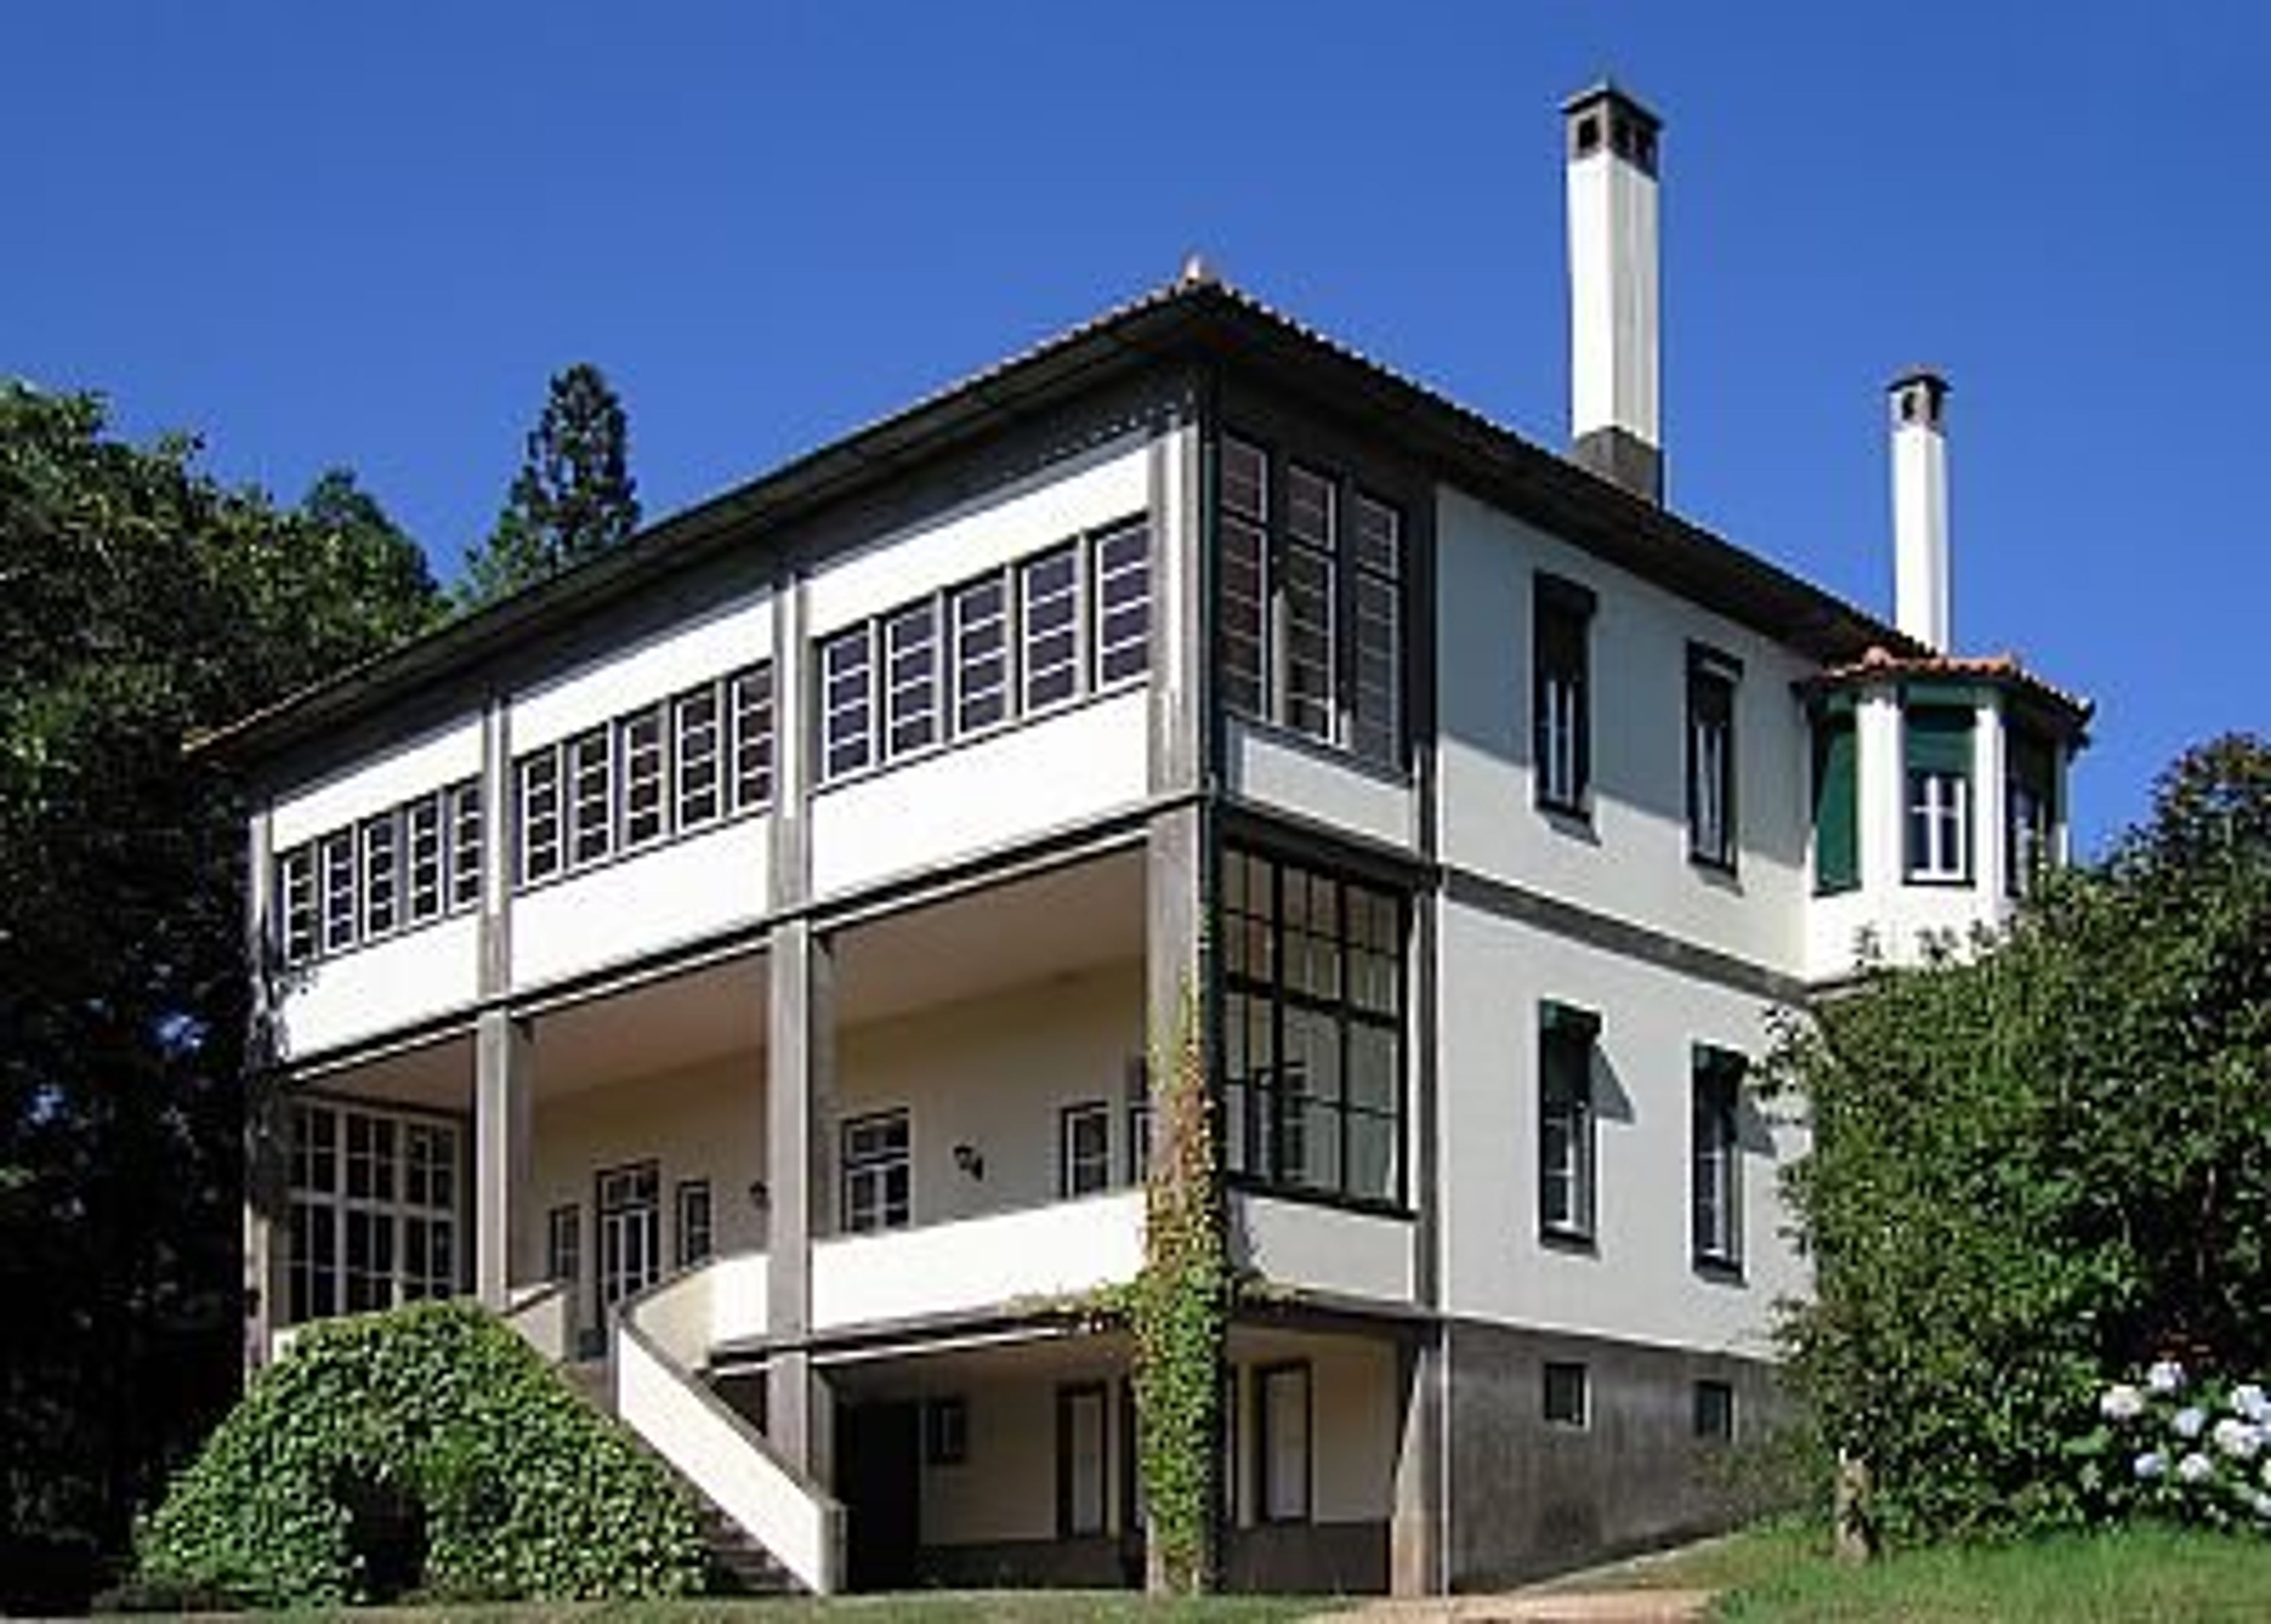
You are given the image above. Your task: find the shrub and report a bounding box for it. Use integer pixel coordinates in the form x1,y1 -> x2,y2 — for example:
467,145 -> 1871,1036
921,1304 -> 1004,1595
132,1300 -> 706,1605
2079,1360 -> 2271,1531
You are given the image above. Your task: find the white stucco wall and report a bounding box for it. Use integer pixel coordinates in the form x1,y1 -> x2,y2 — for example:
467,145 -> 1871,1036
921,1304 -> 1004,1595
510,817 -> 771,991
510,587 -> 774,756
270,714 -> 486,850
1225,722 -> 1417,849
1434,895 -> 1807,1359
1435,487 -> 1816,979
274,914 -> 481,1058
1232,1193 -> 1414,1305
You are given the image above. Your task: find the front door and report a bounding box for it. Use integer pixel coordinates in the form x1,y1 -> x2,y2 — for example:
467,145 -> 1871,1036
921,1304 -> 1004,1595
837,1400 -> 922,1590
596,1161 -> 661,1324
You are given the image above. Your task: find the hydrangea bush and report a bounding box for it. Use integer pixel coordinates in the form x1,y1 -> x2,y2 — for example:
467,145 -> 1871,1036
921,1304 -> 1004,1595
2080,1360 -> 2271,1532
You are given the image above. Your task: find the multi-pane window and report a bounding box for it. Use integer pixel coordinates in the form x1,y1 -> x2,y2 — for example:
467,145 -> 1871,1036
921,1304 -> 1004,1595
2007,730 -> 2057,898
567,728 -> 613,868
285,1101 -> 458,1324
546,1202 -> 581,1284
359,814 -> 400,939
1092,522 -> 1150,685
277,846 -> 317,965
674,1178 -> 714,1269
729,664 -> 775,812
1542,1360 -> 1590,1428
1257,1363 -> 1313,1524
1534,574 -> 1596,813
448,780 -> 483,911
1061,1102 -> 1112,1198
405,794 -> 445,924
1539,1002 -> 1599,1241
519,749 -> 564,884
1692,1047 -> 1743,1270
321,832 -> 358,954
884,601 -> 940,759
1222,847 -> 1405,1205
821,626 -> 876,780
1217,435 -> 1405,768
674,685 -> 723,829
1021,545 -> 1080,712
951,575 -> 1011,733
1904,707 -> 1974,883
1124,1059 -> 1153,1186
620,706 -> 667,849
597,1161 -> 661,1313
841,1109 -> 911,1234
1687,649 -> 1739,869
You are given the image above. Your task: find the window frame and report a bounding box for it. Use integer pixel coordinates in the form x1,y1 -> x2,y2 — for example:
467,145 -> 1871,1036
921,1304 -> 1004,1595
1091,520 -> 1152,688
1254,1361 -> 1314,1525
1693,1378 -> 1736,1442
673,1177 -> 714,1269
1054,1380 -> 1111,1538
1538,1002 -> 1600,1245
517,745 -> 564,886
924,1396 -> 970,1467
1542,1360 -> 1590,1429
1019,543 -> 1083,715
1685,646 -> 1741,871
285,1097 -> 461,1324
447,779 -> 484,913
546,1201 -> 581,1284
1059,1100 -> 1112,1199
1904,706 -> 1975,886
818,623 -> 877,783
1691,1046 -> 1745,1274
840,1108 -> 912,1234
1534,574 -> 1597,817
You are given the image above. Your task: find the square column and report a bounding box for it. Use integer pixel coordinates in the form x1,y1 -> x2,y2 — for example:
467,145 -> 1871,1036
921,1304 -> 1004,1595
766,917 -> 835,1473
1390,1330 -> 1444,1595
474,1010 -> 533,1307
1974,695 -> 2008,907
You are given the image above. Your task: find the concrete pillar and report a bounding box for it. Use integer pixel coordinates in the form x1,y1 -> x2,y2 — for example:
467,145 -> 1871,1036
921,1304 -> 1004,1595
1390,1330 -> 1445,1596
766,917 -> 834,1471
1856,688 -> 1904,899
1974,695 -> 2007,910
241,805 -> 289,1380
474,1010 -> 533,1306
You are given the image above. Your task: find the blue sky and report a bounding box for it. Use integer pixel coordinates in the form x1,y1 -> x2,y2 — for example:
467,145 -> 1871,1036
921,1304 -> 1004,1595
7,3 -> 2264,850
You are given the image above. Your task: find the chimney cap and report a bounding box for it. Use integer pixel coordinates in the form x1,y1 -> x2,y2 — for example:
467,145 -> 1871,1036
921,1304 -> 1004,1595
1564,81 -> 1662,173
1889,368 -> 1950,428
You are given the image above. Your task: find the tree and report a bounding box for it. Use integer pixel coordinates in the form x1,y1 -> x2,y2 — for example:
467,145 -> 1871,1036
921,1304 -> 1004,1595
1771,733 -> 2271,1547
457,363 -> 639,607
0,384 -> 441,1609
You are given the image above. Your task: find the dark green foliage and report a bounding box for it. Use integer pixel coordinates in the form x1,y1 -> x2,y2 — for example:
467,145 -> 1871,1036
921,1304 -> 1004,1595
459,361 -> 640,606
134,1301 -> 707,1604
1773,735 -> 2271,1545
1130,984 -> 1230,1593
0,384 -> 442,1607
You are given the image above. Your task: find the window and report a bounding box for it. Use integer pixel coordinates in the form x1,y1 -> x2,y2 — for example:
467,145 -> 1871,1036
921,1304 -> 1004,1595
729,664 -> 775,812
405,794 -> 445,924
1021,545 -> 1080,711
360,814 -> 399,939
448,779 -> 484,911
277,845 -> 316,965
1222,847 -> 1406,1205
1811,707 -> 1859,894
1124,1059 -> 1152,1186
1092,522 -> 1151,685
285,1101 -> 458,1324
1534,574 -> 1596,813
1694,1379 -> 1736,1442
321,832 -> 358,953
925,1396 -> 970,1467
1056,1383 -> 1109,1537
674,684 -> 723,828
1542,1360 -> 1590,1428
1905,706 -> 1974,883
1216,435 -> 1405,767
1257,1364 -> 1312,1523
1687,648 -> 1739,868
596,1161 -> 661,1313
546,1202 -> 581,1283
517,748 -> 563,885
841,1109 -> 911,1233
567,727 -> 613,868
1692,1047 -> 1744,1270
1539,1002 -> 1599,1241
1060,1102 -> 1111,1198
883,601 -> 940,759
820,626 -> 875,781
620,706 -> 667,849
950,574 -> 1011,733
2007,730 -> 2057,897
674,1178 -> 713,1269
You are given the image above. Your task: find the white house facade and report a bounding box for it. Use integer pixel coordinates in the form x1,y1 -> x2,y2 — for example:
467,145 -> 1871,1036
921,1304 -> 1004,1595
208,85 -> 2088,1595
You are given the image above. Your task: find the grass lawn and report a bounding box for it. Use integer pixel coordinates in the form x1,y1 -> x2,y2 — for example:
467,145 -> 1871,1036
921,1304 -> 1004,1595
353,1594 -> 1332,1623
1704,1523 -> 2271,1622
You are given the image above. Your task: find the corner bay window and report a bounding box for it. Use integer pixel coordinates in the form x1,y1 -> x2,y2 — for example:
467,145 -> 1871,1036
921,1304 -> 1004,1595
1538,1002 -> 1599,1241
1905,706 -> 1974,884
1534,573 -> 1596,814
1222,847 -> 1406,1205
2007,730 -> 2057,897
1217,435 -> 1403,768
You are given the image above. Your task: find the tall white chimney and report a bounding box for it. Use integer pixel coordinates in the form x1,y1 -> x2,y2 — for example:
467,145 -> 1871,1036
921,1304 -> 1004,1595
1564,83 -> 1662,503
1888,368 -> 1952,648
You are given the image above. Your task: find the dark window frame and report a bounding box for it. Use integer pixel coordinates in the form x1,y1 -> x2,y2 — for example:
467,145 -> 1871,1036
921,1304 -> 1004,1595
840,1108 -> 912,1234
1538,1002 -> 1600,1245
1060,1100 -> 1112,1199
1691,1046 -> 1745,1274
1693,1378 -> 1736,1442
1534,573 -> 1597,817
1055,1380 -> 1111,1538
1542,1360 -> 1590,1429
1685,645 -> 1741,871
1254,1361 -> 1314,1525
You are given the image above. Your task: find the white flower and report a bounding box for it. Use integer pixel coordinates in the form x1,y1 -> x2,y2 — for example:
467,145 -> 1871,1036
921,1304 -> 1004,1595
2174,1406 -> 2208,1439
2134,1450 -> 2168,1479
2147,1358 -> 2186,1394
2234,1383 -> 2270,1424
2177,1451 -> 2215,1484
2212,1417 -> 2262,1459
2100,1383 -> 2146,1421
2253,1489 -> 2271,1522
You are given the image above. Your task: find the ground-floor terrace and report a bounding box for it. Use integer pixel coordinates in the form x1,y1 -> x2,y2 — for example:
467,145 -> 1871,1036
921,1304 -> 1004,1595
245,838 -> 1781,1593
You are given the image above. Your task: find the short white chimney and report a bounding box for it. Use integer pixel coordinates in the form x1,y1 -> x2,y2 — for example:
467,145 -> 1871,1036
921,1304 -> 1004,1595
1888,369 -> 1952,648
1564,83 -> 1662,503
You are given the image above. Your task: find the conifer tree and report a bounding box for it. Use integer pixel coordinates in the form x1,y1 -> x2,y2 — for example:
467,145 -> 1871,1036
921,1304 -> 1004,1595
459,362 -> 639,606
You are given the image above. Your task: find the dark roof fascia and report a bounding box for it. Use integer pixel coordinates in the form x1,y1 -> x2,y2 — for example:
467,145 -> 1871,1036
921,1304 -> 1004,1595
198,277 -> 1929,771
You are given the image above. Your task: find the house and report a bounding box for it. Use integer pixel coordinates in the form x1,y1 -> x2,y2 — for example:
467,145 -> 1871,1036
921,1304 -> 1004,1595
205,83 -> 2089,1595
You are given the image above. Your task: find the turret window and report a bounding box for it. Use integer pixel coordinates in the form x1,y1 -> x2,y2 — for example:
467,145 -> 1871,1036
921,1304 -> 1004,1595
1904,707 -> 1975,884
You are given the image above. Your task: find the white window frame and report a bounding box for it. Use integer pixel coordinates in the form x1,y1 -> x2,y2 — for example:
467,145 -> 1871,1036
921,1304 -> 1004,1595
950,572 -> 1012,736
729,662 -> 775,813
1019,544 -> 1083,714
619,704 -> 668,850
277,845 -> 317,965
567,726 -> 613,869
321,831 -> 358,953
1539,1012 -> 1597,1243
1691,1051 -> 1743,1270
1091,521 -> 1151,688
286,1099 -> 459,1324
1060,1101 -> 1112,1198
840,1108 -> 911,1234
1256,1362 -> 1313,1524
673,683 -> 723,830
883,599 -> 941,760
1907,768 -> 1971,882
448,779 -> 483,912
674,1177 -> 714,1269
404,793 -> 445,924
820,625 -> 876,781
517,747 -> 563,886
